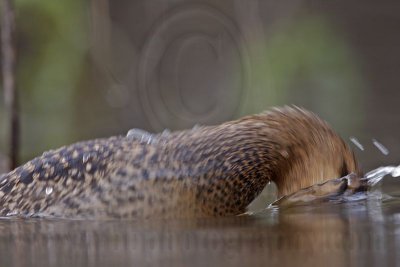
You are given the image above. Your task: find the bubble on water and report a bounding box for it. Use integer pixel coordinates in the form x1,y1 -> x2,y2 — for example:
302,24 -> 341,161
350,137 -> 364,151
45,186 -> 53,195
372,139 -> 389,155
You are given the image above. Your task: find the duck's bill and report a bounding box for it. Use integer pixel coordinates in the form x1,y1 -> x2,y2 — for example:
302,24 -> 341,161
270,173 -> 369,207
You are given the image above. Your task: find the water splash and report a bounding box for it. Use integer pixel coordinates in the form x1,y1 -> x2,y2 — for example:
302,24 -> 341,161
362,165 -> 400,187
350,137 -> 364,151
349,136 -> 390,156
372,139 -> 389,155
270,164 -> 400,208
126,128 -> 171,145
126,128 -> 154,143
160,129 -> 171,137
6,211 -> 18,216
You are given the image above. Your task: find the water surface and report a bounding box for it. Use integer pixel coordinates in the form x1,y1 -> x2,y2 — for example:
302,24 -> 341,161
1,172 -> 400,266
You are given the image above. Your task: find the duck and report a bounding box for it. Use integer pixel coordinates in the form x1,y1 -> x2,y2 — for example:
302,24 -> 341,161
0,106 -> 362,219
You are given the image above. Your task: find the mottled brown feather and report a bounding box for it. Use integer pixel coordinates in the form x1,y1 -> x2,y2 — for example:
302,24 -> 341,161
0,106 -> 360,219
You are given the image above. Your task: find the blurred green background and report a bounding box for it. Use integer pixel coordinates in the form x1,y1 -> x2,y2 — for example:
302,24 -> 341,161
1,0 -> 399,172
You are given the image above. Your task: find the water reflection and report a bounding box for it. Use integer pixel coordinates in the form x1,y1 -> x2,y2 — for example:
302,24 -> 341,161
1,196 -> 400,267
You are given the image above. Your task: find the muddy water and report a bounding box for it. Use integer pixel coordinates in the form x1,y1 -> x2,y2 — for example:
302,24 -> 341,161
1,176 -> 400,266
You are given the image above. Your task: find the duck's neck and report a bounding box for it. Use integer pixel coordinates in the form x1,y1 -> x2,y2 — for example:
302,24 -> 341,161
191,107 -> 359,215
258,107 -> 360,196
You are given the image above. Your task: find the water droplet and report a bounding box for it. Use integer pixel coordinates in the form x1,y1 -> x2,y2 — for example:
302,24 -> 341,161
126,128 -> 155,144
0,178 -> 7,186
147,136 -> 152,144
42,149 -> 55,157
392,165 -> 400,177
372,139 -> 389,155
86,163 -> 92,172
192,124 -> 201,131
6,211 -> 18,216
82,153 -> 90,163
349,137 -> 364,151
45,186 -> 53,195
160,129 -> 171,137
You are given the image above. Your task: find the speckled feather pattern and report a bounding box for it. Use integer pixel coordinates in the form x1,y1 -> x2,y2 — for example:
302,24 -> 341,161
0,106 -> 360,219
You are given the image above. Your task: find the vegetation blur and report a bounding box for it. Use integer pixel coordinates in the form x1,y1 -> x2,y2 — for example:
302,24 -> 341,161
0,1 -> 399,173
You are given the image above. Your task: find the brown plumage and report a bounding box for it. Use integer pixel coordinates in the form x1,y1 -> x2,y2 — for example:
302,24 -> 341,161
0,106 -> 361,219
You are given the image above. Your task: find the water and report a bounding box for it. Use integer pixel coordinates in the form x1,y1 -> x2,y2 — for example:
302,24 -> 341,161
372,139 -> 390,155
45,186 -> 53,195
350,136 -> 365,151
1,166 -> 400,267
268,165 -> 400,208
364,165 -> 400,186
126,128 -> 170,145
